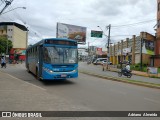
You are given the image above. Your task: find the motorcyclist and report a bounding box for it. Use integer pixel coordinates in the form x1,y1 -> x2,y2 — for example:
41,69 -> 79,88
125,63 -> 130,73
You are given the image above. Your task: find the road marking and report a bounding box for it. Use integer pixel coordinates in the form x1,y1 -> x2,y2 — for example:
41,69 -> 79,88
1,72 -> 46,91
144,98 -> 160,104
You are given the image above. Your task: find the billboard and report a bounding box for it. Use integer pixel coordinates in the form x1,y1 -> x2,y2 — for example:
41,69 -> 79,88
56,23 -> 86,44
142,39 -> 154,55
96,48 -> 102,55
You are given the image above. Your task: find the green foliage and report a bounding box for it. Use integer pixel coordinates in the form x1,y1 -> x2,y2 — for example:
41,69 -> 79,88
0,36 -> 12,54
132,64 -> 160,73
150,75 -> 157,78
130,63 -> 148,72
158,67 -> 160,73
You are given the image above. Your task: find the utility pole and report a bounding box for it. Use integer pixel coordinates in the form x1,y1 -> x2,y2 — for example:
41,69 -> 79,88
88,42 -> 90,55
106,24 -> 111,61
140,32 -> 144,71
97,24 -> 111,60
0,0 -> 13,15
6,38 -> 8,54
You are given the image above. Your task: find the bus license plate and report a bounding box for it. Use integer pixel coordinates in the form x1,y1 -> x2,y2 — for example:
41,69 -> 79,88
61,74 -> 67,77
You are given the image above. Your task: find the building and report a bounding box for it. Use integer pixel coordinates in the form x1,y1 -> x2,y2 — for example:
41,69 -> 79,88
109,32 -> 155,66
78,48 -> 88,61
153,0 -> 160,67
0,22 -> 28,60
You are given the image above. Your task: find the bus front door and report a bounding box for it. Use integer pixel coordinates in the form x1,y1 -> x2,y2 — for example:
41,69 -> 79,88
38,45 -> 43,79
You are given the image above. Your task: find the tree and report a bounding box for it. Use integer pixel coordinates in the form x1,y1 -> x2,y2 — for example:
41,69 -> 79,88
0,36 -> 13,55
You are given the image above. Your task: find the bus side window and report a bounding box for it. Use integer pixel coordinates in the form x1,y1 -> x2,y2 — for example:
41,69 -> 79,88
44,48 -> 51,63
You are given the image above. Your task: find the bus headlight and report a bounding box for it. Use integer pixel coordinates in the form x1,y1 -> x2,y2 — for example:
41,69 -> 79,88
49,70 -> 54,73
72,68 -> 78,72
43,67 -> 54,74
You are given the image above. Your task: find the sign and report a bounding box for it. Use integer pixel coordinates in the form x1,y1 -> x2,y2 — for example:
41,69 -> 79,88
147,67 -> 158,74
123,47 -> 131,55
56,23 -> 86,44
96,48 -> 102,55
91,30 -> 103,38
142,39 -> 154,55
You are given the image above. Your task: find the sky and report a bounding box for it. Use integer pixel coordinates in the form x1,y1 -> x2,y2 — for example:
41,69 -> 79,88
0,0 -> 157,48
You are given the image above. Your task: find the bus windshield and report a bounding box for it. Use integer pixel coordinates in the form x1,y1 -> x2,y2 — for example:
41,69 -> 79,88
43,46 -> 77,64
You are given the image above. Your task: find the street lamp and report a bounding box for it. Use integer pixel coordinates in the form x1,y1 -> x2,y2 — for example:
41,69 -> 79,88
140,32 -> 144,71
97,25 -> 111,59
0,7 -> 26,15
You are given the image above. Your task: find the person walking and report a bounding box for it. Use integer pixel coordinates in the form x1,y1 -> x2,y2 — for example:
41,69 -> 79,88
1,56 -> 6,68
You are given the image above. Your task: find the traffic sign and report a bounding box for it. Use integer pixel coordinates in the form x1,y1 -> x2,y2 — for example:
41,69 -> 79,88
91,30 -> 103,38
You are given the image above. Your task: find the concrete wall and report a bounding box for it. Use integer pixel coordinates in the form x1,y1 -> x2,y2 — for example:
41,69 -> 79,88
12,26 -> 27,48
154,58 -> 160,67
143,54 -> 150,65
135,54 -> 140,64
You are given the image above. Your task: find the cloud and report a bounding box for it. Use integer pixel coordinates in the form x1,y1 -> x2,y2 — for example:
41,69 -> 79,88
0,0 -> 157,47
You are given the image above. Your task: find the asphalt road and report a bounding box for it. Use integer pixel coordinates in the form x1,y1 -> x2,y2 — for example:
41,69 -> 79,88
0,63 -> 160,120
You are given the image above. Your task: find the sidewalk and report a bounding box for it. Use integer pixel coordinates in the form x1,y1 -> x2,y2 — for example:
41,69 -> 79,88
0,66 -> 90,112
79,62 -> 160,87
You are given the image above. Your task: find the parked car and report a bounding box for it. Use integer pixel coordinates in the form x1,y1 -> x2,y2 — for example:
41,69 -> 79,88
102,60 -> 112,65
93,58 -> 108,65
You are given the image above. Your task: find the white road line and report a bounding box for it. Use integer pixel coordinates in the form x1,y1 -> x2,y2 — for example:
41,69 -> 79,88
144,98 -> 160,104
1,72 -> 46,91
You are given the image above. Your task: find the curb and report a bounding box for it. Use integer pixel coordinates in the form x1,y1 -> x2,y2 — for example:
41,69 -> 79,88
79,70 -> 160,89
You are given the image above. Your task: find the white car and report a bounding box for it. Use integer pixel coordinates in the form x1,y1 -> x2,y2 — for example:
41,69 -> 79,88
102,60 -> 112,65
93,58 -> 108,65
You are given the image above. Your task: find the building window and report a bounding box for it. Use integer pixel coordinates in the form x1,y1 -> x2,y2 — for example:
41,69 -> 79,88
8,29 -> 13,31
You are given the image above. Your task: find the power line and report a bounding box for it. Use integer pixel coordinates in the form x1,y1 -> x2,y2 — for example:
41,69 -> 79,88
112,19 -> 156,28
111,35 -> 133,37
0,0 -> 14,15
7,5 -> 27,24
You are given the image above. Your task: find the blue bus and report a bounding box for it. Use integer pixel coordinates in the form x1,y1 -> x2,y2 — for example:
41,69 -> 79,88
25,38 -> 78,80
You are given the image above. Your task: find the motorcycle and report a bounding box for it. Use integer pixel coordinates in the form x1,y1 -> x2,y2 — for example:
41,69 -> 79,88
118,68 -> 132,78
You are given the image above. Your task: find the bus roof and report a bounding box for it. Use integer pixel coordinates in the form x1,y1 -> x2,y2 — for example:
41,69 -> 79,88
45,38 -> 77,42
27,38 -> 77,50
